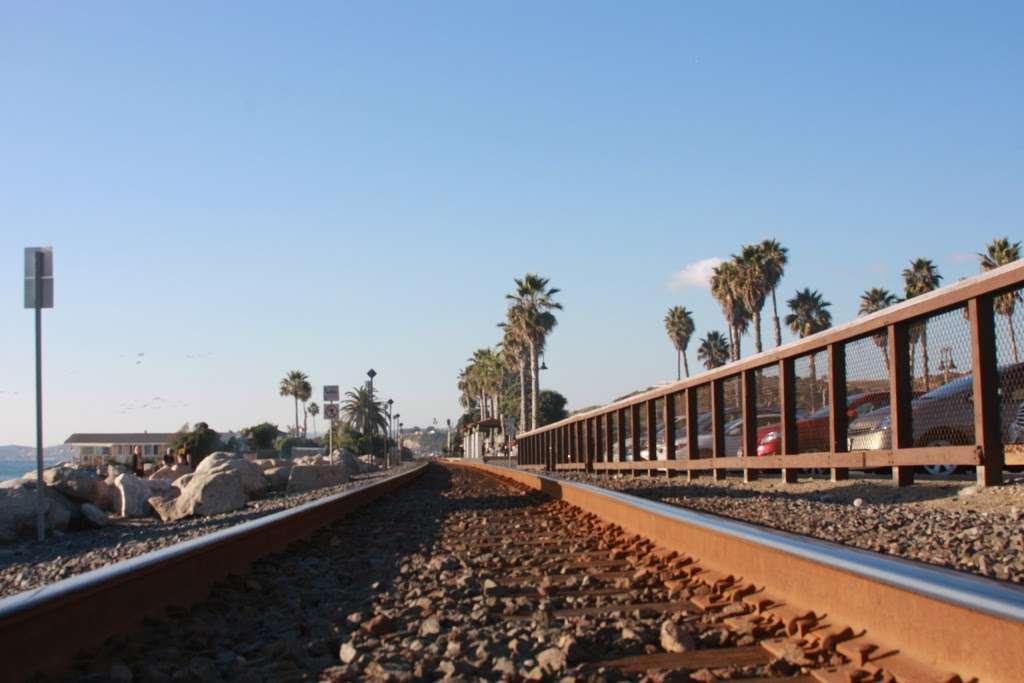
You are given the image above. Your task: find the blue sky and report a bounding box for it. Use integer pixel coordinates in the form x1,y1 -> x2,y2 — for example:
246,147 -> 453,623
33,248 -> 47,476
1,2 -> 1021,445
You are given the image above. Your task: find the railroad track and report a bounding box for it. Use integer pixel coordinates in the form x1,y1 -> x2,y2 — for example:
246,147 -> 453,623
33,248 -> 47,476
3,462 -> 1023,681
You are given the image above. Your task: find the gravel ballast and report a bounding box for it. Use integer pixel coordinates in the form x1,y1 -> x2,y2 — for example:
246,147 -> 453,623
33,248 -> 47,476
549,470 -> 1024,584
0,463 -> 419,598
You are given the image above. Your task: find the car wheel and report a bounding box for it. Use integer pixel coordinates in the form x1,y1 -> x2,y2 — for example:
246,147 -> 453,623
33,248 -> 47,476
921,438 -> 957,477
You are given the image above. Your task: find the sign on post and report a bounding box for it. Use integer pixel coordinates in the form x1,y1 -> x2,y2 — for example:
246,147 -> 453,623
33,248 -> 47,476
24,247 -> 53,309
324,403 -> 340,419
323,385 -> 339,402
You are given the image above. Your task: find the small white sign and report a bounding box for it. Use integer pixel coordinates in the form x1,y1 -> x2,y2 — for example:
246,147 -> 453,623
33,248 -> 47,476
323,385 -> 340,402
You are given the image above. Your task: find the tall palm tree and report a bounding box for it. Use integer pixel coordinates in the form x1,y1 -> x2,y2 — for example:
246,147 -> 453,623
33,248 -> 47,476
697,331 -> 730,370
980,237 -> 1022,362
664,306 -> 695,379
785,289 -> 832,410
760,239 -> 789,347
859,287 -> 900,370
710,261 -> 748,361
902,259 -> 943,391
735,244 -> 771,354
298,380 -> 312,436
342,385 -> 387,435
307,401 -> 320,437
499,314 -> 530,432
278,370 -> 309,435
506,274 -> 562,430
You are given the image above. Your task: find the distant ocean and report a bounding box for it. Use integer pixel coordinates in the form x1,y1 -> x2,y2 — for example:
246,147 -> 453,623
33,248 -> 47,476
0,460 -> 62,482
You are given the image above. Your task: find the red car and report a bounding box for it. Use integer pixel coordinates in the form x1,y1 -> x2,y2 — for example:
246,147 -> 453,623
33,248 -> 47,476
756,392 -> 891,456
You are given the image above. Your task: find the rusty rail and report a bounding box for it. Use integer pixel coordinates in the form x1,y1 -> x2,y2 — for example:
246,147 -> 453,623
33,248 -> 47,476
460,461 -> 1024,682
516,260 -> 1024,486
0,463 -> 427,681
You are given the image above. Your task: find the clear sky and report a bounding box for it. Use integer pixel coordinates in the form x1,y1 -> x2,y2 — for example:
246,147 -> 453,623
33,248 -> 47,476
1,2 -> 1021,446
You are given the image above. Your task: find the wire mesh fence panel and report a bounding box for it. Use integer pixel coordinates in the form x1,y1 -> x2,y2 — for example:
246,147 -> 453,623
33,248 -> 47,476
594,415 -> 605,462
654,397 -> 665,460
637,403 -> 649,458
793,350 -> 829,453
623,409 -> 634,461
694,384 -> 712,458
753,364 -> 782,457
609,414 -> 619,460
672,391 -> 687,457
905,307 -> 975,457
845,334 -> 893,451
994,285 -> 1024,447
720,375 -> 743,456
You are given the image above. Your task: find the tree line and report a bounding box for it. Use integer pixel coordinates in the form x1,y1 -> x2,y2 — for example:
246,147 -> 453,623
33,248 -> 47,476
665,237 -> 1021,379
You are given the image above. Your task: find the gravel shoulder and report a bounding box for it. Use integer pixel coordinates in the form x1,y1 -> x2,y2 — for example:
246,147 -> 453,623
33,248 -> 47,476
0,462 -> 420,598
550,470 -> 1024,584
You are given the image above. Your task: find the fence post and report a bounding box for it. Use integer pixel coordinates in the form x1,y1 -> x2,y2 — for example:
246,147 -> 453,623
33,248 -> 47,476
742,369 -> 758,482
828,343 -> 849,482
664,392 -> 677,478
779,359 -> 798,483
970,295 -> 1003,486
584,418 -> 594,473
686,387 -> 699,481
617,408 -> 627,467
605,412 -> 614,473
888,323 -> 915,486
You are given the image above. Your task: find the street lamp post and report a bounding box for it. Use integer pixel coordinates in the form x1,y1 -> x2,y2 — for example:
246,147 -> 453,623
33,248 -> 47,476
367,369 -> 377,465
394,414 -> 400,464
385,398 -> 394,468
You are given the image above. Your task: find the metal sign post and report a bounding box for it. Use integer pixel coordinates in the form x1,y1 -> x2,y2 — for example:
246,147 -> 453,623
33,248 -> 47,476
324,402 -> 340,463
24,247 -> 53,542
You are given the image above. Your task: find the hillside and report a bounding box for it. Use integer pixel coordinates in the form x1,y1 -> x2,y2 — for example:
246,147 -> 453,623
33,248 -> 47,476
0,444 -> 75,461
398,428 -> 448,457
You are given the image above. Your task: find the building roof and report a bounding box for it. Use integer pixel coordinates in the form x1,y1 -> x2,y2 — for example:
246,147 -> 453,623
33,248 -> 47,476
65,433 -> 178,445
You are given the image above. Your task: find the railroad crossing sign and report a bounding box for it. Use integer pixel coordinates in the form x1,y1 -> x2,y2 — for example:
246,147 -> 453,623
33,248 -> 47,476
323,385 -> 339,402
324,403 -> 340,419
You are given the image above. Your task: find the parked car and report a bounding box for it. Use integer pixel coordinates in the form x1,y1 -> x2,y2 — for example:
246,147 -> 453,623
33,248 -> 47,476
696,413 -> 782,457
756,392 -> 891,456
847,363 -> 1024,476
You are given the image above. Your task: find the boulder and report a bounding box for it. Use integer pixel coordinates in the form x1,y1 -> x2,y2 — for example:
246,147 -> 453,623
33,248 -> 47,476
148,496 -> 184,523
285,464 -> 351,494
159,470 -> 248,521
81,502 -> 110,527
22,464 -> 109,508
253,458 -> 287,471
173,473 -> 194,491
264,465 -> 292,492
0,481 -> 73,542
114,473 -> 152,518
144,478 -> 177,500
148,464 -> 191,482
336,449 -> 364,474
195,452 -> 267,498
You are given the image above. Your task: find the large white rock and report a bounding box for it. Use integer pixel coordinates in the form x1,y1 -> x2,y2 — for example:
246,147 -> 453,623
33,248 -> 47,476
114,473 -> 151,518
148,464 -> 191,482
151,469 -> 249,522
285,464 -> 351,494
264,465 -> 292,492
0,482 -> 72,542
81,502 -> 110,527
23,464 -> 108,508
195,452 -> 267,498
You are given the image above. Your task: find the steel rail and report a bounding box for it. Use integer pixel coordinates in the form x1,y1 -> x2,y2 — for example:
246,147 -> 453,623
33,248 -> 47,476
0,462 -> 427,680
460,461 -> 1024,682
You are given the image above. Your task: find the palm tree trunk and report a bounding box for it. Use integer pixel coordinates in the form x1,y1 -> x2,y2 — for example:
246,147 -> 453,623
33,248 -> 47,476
294,396 -> 300,435
753,310 -> 763,354
677,350 -> 681,381
1010,313 -> 1020,364
303,402 -> 308,435
733,325 -> 742,361
771,288 -> 782,347
683,350 -> 690,378
518,358 -> 528,434
529,340 -> 539,431
908,342 -> 917,391
809,355 -> 818,412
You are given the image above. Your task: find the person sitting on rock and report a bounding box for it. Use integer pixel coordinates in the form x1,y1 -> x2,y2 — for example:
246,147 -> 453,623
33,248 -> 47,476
131,446 -> 144,477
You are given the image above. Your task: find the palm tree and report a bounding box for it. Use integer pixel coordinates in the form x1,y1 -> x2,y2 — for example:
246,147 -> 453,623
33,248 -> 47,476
298,380 -> 312,436
902,259 -> 943,391
980,237 -> 1022,362
664,306 -> 695,379
499,313 -> 530,433
506,274 -> 562,430
859,287 -> 900,370
697,331 -> 731,370
342,385 -> 387,435
760,239 -> 789,347
785,289 -> 832,410
307,401 -> 320,437
710,260 -> 748,361
278,370 -> 309,435
735,244 -> 771,354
